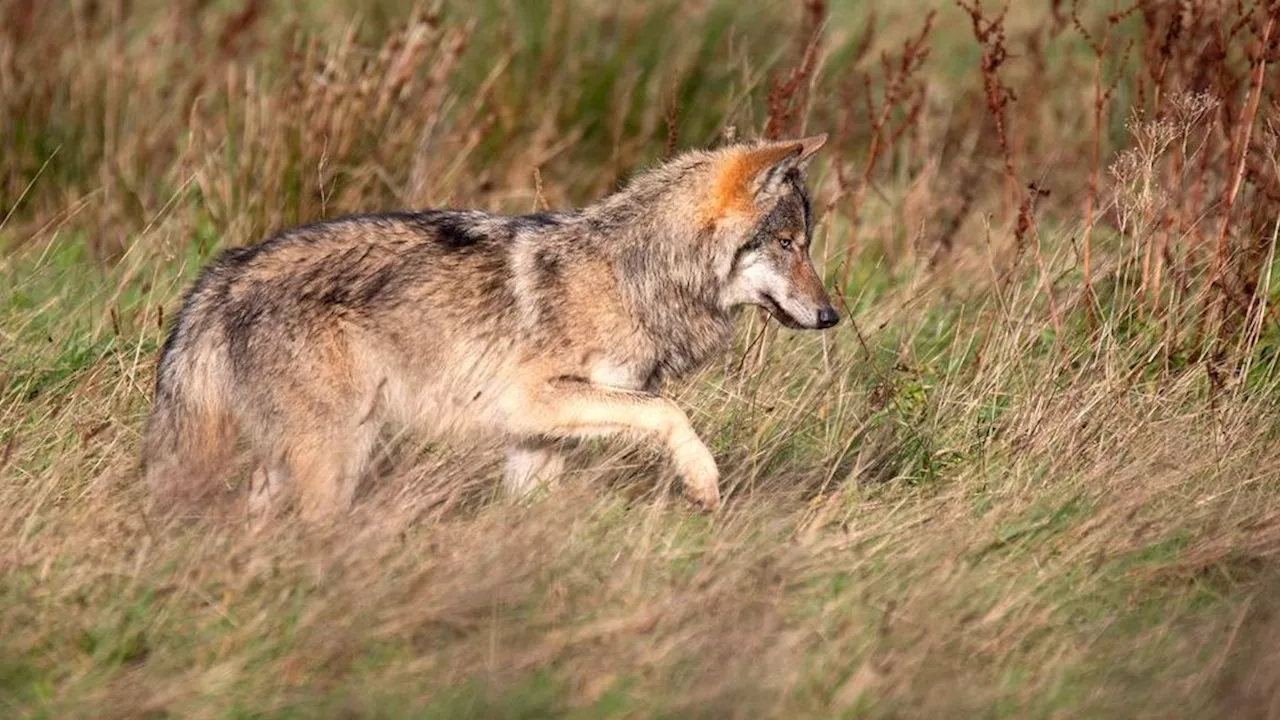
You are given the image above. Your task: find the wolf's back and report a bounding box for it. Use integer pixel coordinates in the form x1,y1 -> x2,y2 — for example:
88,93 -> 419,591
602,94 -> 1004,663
141,210 -> 555,512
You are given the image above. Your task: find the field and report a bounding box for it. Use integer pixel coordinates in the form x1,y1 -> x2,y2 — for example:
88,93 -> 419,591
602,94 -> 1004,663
4,0 -> 1280,717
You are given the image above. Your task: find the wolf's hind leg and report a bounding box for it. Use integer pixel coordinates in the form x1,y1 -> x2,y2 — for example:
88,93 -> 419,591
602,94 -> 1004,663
247,461 -> 290,526
503,440 -> 565,499
285,425 -> 377,524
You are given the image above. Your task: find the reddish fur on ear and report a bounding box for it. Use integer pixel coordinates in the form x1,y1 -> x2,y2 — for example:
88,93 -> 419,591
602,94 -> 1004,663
700,143 -> 801,223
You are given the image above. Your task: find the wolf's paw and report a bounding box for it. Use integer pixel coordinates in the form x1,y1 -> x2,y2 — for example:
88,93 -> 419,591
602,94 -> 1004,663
684,479 -> 721,511
676,444 -> 721,511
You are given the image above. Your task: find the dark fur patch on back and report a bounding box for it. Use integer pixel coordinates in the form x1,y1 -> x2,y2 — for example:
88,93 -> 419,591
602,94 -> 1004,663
514,212 -> 564,229
533,248 -> 562,285
222,286 -> 268,373
407,211 -> 482,248
305,210 -> 486,249
432,217 -> 481,248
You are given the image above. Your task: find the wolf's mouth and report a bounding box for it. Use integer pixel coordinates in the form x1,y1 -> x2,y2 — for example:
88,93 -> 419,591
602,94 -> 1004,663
761,294 -> 808,329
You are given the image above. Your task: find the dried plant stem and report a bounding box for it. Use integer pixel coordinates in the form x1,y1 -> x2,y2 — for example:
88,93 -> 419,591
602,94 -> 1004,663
1207,15 -> 1272,334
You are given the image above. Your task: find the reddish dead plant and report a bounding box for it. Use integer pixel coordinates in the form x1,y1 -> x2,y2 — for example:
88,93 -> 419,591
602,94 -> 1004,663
957,0 -> 1017,210
762,0 -> 827,141
1207,11 -> 1274,336
832,10 -> 934,284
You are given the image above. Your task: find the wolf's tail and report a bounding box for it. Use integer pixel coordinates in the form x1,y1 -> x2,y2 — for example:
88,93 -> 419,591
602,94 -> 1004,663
142,317 -> 237,511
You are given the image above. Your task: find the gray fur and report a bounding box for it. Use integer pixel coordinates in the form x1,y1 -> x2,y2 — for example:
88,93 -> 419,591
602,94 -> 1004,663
143,134 -> 838,521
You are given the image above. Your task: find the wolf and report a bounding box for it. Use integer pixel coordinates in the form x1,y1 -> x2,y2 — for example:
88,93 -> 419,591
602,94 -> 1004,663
142,133 -> 839,522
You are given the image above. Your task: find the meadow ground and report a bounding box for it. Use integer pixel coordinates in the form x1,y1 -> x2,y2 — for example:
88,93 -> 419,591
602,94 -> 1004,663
4,0 -> 1280,717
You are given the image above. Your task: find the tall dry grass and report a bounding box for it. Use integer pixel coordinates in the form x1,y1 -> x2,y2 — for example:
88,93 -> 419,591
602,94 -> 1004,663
3,0 -> 1280,717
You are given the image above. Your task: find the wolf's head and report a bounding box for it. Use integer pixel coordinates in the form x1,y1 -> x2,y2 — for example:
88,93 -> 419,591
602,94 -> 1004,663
700,134 -> 839,330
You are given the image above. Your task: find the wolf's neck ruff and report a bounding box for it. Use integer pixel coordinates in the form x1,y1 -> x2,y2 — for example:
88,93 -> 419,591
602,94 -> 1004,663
610,238 -> 735,379
576,158 -> 737,378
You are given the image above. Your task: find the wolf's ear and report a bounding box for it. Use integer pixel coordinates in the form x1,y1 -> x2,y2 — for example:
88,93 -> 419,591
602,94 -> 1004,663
745,133 -> 827,200
788,133 -> 827,172
704,133 -> 828,221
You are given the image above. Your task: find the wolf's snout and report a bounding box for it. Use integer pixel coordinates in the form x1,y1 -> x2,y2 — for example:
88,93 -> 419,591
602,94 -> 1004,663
815,305 -> 840,329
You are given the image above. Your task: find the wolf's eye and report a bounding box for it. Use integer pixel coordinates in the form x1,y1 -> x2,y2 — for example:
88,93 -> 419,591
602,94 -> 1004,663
778,237 -> 794,251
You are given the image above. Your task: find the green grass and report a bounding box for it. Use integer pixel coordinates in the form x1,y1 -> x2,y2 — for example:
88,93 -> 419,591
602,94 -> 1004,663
4,0 -> 1280,717
7,225 -> 1278,717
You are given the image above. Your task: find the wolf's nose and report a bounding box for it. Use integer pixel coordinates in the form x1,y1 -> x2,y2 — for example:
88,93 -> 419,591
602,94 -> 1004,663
816,305 -> 840,329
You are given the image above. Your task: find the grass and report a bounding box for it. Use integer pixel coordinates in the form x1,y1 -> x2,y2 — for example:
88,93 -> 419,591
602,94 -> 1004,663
4,0 -> 1280,717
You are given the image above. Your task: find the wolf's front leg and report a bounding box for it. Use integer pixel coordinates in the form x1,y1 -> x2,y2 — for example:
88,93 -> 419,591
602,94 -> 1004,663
505,379 -> 721,510
662,419 -> 720,509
